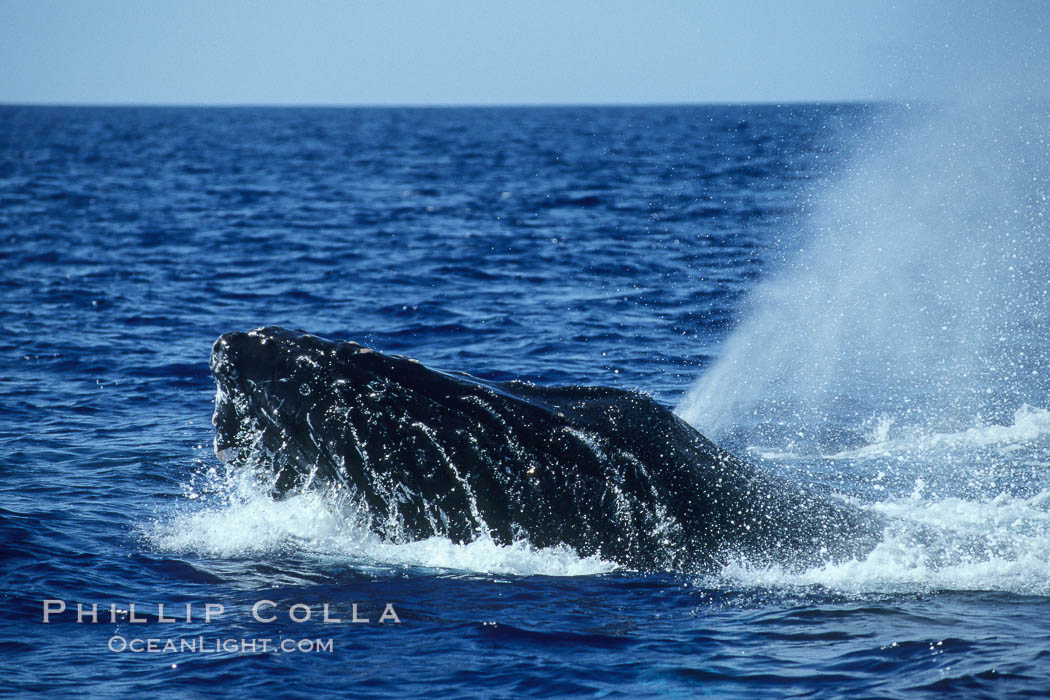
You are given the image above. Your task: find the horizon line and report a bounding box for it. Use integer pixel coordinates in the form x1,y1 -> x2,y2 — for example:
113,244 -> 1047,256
0,98 -> 901,110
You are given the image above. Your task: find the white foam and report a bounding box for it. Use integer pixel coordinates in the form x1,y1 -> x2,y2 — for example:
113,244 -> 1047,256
832,404 -> 1050,460
146,468 -> 616,577
718,489 -> 1050,596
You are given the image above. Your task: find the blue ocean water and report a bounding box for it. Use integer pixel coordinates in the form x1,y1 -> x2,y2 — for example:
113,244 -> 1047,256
2,103 -> 1050,697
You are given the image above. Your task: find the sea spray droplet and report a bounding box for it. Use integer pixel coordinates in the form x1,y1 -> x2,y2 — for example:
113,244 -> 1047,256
677,101 -> 1050,449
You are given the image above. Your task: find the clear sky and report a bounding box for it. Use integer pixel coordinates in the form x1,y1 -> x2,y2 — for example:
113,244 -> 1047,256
1,0 -> 1047,105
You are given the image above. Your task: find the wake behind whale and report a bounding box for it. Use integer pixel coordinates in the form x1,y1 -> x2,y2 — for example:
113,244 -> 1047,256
210,326 -> 882,572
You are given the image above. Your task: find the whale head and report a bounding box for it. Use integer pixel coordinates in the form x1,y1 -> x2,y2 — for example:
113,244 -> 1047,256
211,326 -> 436,493
209,326 -> 885,570
209,325 -> 557,544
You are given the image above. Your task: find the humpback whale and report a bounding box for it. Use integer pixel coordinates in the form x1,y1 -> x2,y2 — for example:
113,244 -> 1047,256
210,326 -> 882,572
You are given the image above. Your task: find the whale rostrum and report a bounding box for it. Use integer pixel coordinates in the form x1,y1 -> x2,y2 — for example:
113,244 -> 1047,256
210,326 -> 882,572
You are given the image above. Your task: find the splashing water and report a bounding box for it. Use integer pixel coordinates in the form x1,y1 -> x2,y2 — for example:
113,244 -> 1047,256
677,98 -> 1050,593
830,404 -> 1050,461
718,488 -> 1050,597
677,100 -> 1050,448
146,463 -> 616,578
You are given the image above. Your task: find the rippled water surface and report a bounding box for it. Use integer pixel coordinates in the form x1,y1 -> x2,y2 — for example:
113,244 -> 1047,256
3,104 -> 1050,697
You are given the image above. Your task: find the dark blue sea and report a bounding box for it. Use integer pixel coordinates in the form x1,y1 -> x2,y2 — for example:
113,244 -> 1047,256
3,103 -> 1050,698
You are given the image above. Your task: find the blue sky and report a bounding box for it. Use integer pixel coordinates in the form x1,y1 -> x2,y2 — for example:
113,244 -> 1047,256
1,0 -> 1047,105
